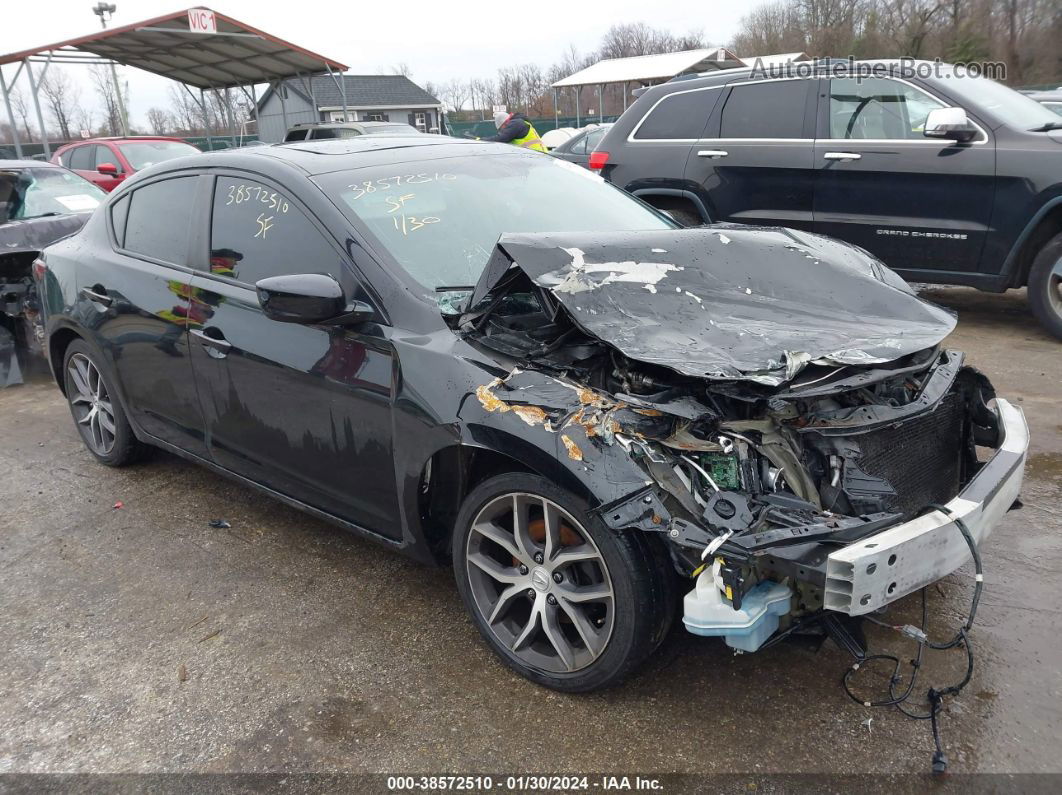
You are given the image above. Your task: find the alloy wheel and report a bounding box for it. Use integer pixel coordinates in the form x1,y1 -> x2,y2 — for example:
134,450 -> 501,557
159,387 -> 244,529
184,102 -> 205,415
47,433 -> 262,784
67,353 -> 116,456
464,493 -> 615,674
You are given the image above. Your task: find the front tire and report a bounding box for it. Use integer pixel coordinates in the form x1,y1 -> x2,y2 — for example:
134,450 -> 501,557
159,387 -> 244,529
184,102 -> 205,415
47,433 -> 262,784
453,473 -> 675,692
1027,231 -> 1062,340
63,340 -> 148,466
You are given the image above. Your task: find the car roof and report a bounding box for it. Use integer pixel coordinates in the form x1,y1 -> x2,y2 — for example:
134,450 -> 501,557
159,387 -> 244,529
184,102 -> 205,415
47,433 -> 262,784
292,121 -> 408,129
67,136 -> 189,143
0,159 -> 64,169
157,134 -> 517,177
652,58 -> 959,93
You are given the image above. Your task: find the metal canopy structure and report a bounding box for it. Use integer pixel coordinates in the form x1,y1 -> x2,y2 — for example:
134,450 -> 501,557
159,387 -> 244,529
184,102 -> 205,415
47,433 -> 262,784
0,6 -> 349,158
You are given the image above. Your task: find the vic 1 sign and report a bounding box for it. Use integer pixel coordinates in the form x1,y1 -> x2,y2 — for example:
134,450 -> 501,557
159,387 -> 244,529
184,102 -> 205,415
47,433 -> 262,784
188,9 -> 217,34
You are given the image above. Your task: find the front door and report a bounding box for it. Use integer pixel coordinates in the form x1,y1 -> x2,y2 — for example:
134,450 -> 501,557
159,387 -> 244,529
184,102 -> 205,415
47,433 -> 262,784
68,144 -> 124,192
812,76 -> 996,277
186,173 -> 401,537
684,77 -> 818,230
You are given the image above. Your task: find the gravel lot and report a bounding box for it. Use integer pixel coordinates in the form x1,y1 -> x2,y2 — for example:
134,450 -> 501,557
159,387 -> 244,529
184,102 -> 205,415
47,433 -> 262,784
1,286 -> 1059,783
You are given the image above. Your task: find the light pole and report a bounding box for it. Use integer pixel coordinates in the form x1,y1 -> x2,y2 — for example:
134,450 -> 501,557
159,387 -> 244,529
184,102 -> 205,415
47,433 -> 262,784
92,2 -> 129,135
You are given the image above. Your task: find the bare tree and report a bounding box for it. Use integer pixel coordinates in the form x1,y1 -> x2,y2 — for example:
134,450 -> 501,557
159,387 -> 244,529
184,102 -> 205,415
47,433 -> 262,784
440,78 -> 471,113
167,84 -> 203,135
145,107 -> 171,135
39,69 -> 80,140
390,63 -> 412,77
470,78 -> 497,113
9,86 -> 34,140
89,65 -> 128,136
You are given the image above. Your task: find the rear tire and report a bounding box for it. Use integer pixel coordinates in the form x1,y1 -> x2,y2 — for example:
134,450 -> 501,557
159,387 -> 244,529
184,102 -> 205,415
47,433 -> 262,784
63,340 -> 148,467
453,473 -> 676,692
1027,231 -> 1062,340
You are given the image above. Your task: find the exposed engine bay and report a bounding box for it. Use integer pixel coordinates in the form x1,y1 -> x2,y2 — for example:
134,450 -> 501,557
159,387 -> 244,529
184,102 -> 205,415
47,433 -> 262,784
456,228 -> 1021,653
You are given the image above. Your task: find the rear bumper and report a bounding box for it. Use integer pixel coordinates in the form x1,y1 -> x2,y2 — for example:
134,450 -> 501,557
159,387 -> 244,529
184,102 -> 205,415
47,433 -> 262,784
823,399 -> 1028,616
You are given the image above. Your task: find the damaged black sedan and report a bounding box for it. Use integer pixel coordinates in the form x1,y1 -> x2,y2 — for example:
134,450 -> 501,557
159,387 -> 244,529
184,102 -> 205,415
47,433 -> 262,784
36,137 -> 1028,692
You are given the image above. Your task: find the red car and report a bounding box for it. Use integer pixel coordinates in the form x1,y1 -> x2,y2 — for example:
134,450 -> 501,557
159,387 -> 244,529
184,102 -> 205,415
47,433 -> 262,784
51,137 -> 200,192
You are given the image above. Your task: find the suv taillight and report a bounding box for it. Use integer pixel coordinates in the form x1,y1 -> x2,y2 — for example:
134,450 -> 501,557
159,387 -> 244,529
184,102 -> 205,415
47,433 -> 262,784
588,151 -> 610,170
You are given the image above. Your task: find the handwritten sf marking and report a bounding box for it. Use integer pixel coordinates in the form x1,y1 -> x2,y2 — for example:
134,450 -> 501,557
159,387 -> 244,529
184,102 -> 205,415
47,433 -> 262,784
386,193 -> 416,213
255,213 -> 274,239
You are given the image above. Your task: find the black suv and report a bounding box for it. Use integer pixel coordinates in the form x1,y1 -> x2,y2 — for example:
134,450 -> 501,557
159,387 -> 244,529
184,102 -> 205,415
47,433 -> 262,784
593,60 -> 1062,338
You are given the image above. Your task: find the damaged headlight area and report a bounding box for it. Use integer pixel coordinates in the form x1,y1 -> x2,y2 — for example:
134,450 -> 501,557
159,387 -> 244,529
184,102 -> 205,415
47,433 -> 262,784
459,232 -> 1022,654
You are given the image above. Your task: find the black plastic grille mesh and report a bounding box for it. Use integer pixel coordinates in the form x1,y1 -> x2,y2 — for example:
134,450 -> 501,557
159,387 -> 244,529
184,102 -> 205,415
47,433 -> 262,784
855,391 -> 965,519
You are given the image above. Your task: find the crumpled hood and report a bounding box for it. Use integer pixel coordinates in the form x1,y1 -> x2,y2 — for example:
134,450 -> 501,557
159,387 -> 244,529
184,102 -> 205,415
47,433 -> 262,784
474,226 -> 956,385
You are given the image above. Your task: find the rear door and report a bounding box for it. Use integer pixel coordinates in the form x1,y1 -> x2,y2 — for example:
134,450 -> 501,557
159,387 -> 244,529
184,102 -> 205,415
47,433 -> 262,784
612,85 -> 721,197
186,172 -> 401,537
73,173 -> 207,454
812,76 -> 996,275
67,145 -> 103,188
684,77 -> 818,229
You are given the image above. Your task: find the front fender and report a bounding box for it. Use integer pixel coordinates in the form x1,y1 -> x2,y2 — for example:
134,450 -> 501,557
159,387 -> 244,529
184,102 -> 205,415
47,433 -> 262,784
456,367 -> 670,529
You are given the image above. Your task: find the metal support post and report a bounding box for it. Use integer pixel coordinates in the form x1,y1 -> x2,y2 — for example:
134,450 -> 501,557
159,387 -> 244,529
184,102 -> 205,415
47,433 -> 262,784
23,59 -> 51,158
0,67 -> 23,157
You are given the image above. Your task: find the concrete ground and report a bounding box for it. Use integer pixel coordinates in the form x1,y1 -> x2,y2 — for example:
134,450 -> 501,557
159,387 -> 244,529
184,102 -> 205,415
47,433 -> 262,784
0,287 -> 1059,780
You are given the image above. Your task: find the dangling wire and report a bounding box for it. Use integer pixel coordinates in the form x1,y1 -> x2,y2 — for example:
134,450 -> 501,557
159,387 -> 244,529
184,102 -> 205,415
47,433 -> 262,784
840,503 -> 982,775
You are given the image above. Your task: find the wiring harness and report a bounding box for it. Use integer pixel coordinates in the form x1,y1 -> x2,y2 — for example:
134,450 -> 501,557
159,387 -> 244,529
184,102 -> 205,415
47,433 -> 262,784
839,503 -> 983,775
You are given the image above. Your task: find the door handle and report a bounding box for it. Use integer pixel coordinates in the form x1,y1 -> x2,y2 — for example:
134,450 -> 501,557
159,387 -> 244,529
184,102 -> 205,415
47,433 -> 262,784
80,287 -> 113,307
697,149 -> 729,158
823,151 -> 862,161
190,328 -> 232,358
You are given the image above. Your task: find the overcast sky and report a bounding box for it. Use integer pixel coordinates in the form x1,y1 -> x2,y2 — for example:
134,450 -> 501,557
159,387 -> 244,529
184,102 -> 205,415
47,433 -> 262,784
1,0 -> 747,131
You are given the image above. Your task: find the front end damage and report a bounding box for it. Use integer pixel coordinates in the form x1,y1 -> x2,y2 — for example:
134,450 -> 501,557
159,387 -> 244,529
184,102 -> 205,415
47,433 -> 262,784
459,227 -> 1029,652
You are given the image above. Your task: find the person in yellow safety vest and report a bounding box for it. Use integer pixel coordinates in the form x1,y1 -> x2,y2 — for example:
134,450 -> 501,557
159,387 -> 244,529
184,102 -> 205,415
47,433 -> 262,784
482,111 -> 547,152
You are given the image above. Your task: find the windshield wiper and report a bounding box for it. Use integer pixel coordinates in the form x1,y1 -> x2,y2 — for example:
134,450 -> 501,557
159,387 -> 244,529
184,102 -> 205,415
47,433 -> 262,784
1030,121 -> 1062,131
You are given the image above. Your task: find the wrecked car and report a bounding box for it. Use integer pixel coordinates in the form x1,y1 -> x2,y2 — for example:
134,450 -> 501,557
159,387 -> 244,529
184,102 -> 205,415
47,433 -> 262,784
35,137 -> 1027,692
1,160 -> 105,386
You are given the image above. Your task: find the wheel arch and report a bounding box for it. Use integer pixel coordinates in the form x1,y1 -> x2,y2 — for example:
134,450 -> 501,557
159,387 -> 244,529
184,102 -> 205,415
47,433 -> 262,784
629,187 -> 712,223
47,324 -> 85,396
416,438 -> 606,559
1003,197 -> 1062,288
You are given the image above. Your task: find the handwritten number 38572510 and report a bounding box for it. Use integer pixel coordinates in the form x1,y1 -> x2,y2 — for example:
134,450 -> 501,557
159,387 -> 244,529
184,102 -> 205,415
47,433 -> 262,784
226,183 -> 289,213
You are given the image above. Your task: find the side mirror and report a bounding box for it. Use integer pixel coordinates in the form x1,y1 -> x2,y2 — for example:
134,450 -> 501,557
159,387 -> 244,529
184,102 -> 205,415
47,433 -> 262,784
923,107 -> 978,142
256,273 -> 352,324
97,162 -> 119,175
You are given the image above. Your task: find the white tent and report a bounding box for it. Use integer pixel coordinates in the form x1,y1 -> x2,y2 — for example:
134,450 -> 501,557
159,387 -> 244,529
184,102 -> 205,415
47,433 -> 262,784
551,48 -> 745,89
549,49 -> 812,124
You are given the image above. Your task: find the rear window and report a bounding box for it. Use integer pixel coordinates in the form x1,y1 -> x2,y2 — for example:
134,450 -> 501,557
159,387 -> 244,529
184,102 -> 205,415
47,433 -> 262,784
118,141 -> 199,171
720,80 -> 809,139
122,176 -> 197,264
284,129 -> 308,142
633,89 -> 719,140
68,145 -> 94,171
313,127 -> 360,140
